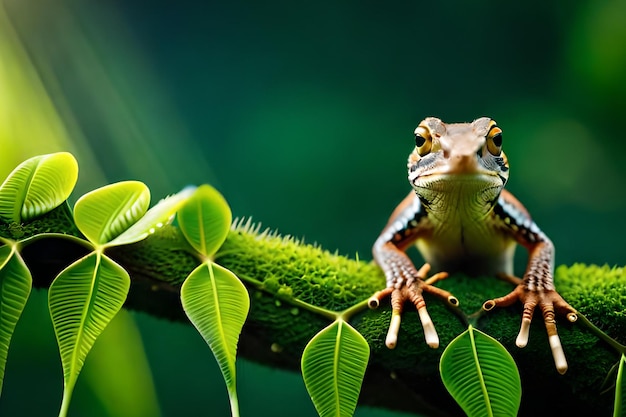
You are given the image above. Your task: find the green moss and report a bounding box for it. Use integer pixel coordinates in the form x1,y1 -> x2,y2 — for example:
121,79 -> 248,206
242,288 -> 330,360
107,225 -> 200,287
0,202 -> 79,241
213,219 -> 385,359
216,219 -> 385,311
557,264 -> 626,342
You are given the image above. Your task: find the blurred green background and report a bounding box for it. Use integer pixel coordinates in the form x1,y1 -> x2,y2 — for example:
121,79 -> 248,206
1,0 -> 625,416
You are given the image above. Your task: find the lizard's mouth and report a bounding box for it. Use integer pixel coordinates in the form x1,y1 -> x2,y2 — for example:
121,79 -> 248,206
411,172 -> 504,207
411,169 -> 502,189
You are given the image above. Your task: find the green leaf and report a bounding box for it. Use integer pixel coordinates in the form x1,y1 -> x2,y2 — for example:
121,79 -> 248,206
0,152 -> 78,222
177,184 -> 231,257
74,181 -> 150,246
615,354 -> 626,417
301,319 -> 370,417
108,186 -> 196,246
180,261 -> 249,417
49,251 -> 130,417
439,325 -> 521,417
0,242 -> 32,396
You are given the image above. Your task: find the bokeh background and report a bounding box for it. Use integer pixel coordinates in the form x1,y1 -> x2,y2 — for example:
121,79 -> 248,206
1,0 -> 625,416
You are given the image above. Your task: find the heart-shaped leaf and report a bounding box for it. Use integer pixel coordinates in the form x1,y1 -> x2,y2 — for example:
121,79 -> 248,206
108,186 -> 196,246
49,251 -> 130,417
181,261 -> 249,417
0,242 -> 32,396
440,325 -> 521,417
177,185 -> 231,257
301,319 -> 370,417
615,354 -> 626,417
0,152 -> 78,222
74,181 -> 150,246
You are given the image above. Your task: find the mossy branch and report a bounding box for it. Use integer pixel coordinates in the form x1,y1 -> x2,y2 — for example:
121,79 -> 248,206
4,206 -> 626,416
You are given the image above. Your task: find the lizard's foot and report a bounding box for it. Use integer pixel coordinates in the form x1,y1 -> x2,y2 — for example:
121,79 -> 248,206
368,263 -> 458,349
483,283 -> 578,374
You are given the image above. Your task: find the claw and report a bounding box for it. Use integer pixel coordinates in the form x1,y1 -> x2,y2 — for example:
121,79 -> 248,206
516,298 -> 537,347
422,271 -> 459,307
415,263 -> 432,278
422,284 -> 459,308
424,271 -> 449,286
417,306 -> 439,348
482,300 -> 496,311
516,318 -> 531,348
542,303 -> 569,374
368,287 -> 393,309
386,312 -> 402,349
368,296 -> 380,309
549,334 -> 568,374
483,284 -> 523,311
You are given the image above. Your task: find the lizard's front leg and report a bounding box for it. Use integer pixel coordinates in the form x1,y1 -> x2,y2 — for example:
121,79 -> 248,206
484,200 -> 578,374
369,192 -> 458,349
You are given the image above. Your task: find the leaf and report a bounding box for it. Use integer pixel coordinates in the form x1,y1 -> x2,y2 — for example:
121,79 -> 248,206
180,261 -> 249,417
108,186 -> 196,246
177,184 -> 231,257
49,251 -> 130,417
301,319 -> 370,417
439,325 -> 521,417
0,152 -> 78,222
74,181 -> 150,245
0,243 -> 32,396
615,354 -> 626,417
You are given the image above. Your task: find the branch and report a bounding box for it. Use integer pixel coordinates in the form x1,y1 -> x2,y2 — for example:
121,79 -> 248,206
8,206 -> 626,417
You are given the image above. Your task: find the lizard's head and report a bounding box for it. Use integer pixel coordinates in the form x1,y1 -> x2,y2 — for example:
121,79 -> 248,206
407,117 -> 509,211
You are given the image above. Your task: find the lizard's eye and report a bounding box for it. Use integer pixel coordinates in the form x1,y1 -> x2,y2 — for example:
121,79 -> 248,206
486,125 -> 503,156
414,126 -> 432,156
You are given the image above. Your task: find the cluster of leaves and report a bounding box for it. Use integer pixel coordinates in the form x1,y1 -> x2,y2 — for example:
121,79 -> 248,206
0,153 -> 196,416
0,152 -> 361,416
0,152 -> 624,417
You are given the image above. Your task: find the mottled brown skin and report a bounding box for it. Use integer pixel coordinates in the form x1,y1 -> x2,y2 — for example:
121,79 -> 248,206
369,117 -> 577,374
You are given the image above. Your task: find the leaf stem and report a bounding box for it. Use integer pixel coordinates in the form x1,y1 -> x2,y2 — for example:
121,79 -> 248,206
287,296 -> 339,321
235,272 -> 341,321
338,298 -> 371,321
20,232 -> 95,251
228,387 -> 240,417
576,312 -> 626,355
235,271 -> 384,323
58,378 -> 76,417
